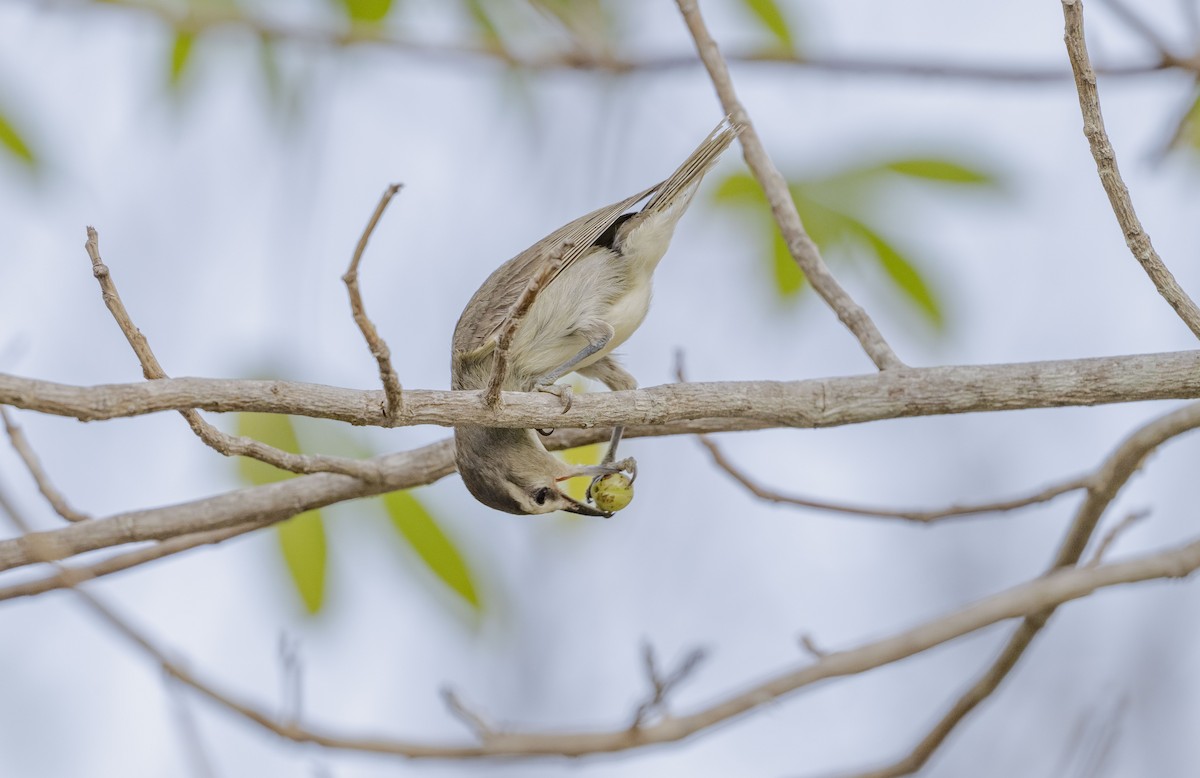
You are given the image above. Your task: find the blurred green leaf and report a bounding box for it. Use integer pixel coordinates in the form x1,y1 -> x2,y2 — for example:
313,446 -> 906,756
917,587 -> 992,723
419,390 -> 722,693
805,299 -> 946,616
771,228 -> 805,296
465,0 -> 503,46
559,443 -> 603,502
882,158 -> 998,186
742,0 -> 795,51
236,413 -> 300,485
0,109 -> 36,168
713,172 -> 765,204
834,217 -> 944,328
383,490 -> 481,610
236,413 -> 328,613
168,31 -> 195,90
278,511 -> 327,614
336,0 -> 393,23
1171,89 -> 1200,152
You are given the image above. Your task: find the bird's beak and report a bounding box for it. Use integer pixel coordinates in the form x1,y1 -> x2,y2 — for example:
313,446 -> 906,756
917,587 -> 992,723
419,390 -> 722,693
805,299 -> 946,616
561,492 -> 612,518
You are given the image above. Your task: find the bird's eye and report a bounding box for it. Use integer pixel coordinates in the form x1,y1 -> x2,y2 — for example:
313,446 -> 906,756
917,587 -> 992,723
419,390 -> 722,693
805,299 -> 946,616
533,487 -> 552,506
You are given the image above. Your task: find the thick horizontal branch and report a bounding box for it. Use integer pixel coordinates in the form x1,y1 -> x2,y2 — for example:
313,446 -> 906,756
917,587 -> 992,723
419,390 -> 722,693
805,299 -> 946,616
3,351 -> 1200,431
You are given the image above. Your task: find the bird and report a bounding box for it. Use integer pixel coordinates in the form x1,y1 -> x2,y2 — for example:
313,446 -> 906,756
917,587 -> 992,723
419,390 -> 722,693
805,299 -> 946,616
451,118 -> 739,516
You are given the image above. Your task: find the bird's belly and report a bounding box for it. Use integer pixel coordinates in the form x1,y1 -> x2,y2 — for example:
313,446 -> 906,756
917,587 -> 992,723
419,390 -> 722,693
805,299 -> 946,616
604,284 -> 652,352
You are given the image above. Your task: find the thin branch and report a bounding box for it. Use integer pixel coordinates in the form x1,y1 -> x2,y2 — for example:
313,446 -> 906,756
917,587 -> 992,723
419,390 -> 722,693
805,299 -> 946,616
342,183 -> 405,421
84,227 -> 381,482
5,349 -> 1200,431
0,407 -> 90,522
1087,509 -> 1150,566
629,644 -> 708,730
1062,1 -> 1200,341
1095,0 -> 1178,61
835,400 -> 1200,778
675,0 -> 903,371
483,241 -> 571,407
77,0 -> 1176,82
0,524 -> 253,602
696,432 -> 1091,523
441,688 -> 496,741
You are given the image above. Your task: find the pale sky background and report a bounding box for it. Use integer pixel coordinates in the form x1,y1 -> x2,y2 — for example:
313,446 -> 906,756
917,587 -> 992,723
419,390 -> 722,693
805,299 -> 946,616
2,1 -> 1200,777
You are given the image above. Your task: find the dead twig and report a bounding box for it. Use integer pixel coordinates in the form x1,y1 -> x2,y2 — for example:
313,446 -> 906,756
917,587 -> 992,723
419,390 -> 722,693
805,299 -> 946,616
674,0 -> 904,371
0,406 -> 89,522
482,241 -> 571,407
84,226 -> 382,482
629,643 -> 708,730
1062,1 -> 1200,341
342,183 -> 405,422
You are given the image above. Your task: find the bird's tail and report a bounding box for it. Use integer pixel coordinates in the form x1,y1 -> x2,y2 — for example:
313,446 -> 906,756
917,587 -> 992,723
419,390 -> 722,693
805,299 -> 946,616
643,117 -> 741,213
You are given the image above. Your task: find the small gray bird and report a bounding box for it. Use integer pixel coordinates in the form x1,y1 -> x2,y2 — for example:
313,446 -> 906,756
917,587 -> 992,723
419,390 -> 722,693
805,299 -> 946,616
452,119 -> 739,516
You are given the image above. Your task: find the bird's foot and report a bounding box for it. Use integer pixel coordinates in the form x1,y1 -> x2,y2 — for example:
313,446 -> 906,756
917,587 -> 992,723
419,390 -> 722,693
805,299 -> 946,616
535,381 -> 573,413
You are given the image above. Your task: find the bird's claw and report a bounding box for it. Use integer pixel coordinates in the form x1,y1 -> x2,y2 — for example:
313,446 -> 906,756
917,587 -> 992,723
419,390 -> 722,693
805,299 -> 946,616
586,457 -> 637,502
535,382 -> 573,413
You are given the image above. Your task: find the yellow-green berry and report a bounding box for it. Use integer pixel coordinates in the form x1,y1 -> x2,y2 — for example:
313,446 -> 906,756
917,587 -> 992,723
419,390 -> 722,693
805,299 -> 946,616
592,473 -> 634,512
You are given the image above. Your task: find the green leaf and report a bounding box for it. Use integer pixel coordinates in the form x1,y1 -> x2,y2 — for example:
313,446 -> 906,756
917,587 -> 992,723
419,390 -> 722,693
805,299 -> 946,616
465,0 -> 502,46
168,31 -> 195,90
712,172 -> 765,205
236,413 -> 301,485
1173,89 -> 1200,152
383,490 -> 481,610
771,228 -> 805,296
0,109 -> 36,168
278,511 -> 327,614
236,413 -> 328,613
850,222 -> 944,328
882,158 -> 997,186
336,0 -> 393,23
741,0 -> 795,51
558,443 -> 603,502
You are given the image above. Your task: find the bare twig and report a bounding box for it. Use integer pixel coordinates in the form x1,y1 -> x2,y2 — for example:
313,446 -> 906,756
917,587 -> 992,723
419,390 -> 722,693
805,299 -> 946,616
165,671 -> 218,778
482,241 -> 571,407
342,183 -> 405,421
629,644 -> 708,730
1062,1 -> 1200,341
441,688 -> 496,741
79,0 -> 1176,82
696,432 -> 1091,523
84,227 -> 381,482
0,407 -> 89,522
798,634 -> 828,659
1087,509 -> 1150,566
1096,0 -> 1178,61
835,400 -> 1200,778
674,0 -> 903,371
0,524 -> 253,602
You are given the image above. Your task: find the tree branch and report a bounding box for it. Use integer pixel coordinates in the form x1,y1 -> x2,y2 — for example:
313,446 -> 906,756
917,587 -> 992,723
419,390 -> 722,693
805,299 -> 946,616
85,227 -> 383,482
835,399 -> 1200,777
1062,0 -> 1200,340
675,0 -> 904,371
4,350 -> 1200,431
342,183 -> 405,420
0,407 -> 90,522
695,431 -> 1091,522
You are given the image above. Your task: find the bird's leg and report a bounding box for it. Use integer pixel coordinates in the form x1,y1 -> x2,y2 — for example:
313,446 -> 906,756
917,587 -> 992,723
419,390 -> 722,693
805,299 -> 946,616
532,320 -> 614,413
577,356 -> 639,500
